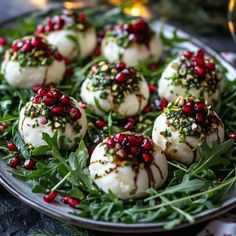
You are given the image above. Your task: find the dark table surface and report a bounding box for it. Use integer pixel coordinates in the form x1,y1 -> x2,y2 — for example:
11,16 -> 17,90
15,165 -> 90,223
0,1 -> 236,236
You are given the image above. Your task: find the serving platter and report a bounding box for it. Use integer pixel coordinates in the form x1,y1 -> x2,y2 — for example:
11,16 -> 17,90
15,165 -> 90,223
0,14 -> 235,233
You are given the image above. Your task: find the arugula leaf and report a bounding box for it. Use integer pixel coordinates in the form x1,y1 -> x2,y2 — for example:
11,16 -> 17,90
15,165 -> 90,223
159,29 -> 189,46
13,131 -> 31,159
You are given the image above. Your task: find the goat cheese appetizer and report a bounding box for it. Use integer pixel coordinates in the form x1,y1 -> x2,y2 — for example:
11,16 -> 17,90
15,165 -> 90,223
158,50 -> 223,106
19,86 -> 87,149
101,18 -> 162,67
36,10 -> 96,61
89,132 -> 168,199
152,97 -> 224,165
81,61 -> 150,116
1,36 -> 66,88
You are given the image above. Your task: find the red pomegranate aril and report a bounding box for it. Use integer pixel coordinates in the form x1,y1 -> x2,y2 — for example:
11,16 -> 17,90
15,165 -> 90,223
88,147 -> 95,156
194,57 -> 205,67
128,135 -> 138,146
38,88 -> 48,97
118,62 -> 126,70
7,142 -> 17,152
95,120 -> 106,128
43,191 -> 57,203
60,95 -> 71,105
33,85 -> 41,93
44,96 -> 56,106
205,62 -> 215,70
0,124 -> 6,132
142,138 -> 152,150
79,102 -> 87,109
24,159 -> 36,170
130,146 -> 140,154
115,133 -> 126,143
31,37 -> 40,47
182,106 -> 194,116
115,72 -> 127,84
33,95 -> 41,104
185,100 -> 194,108
67,197 -> 79,208
66,66 -> 74,77
93,47 -> 101,56
195,102 -> 206,113
48,89 -> 62,99
54,52 -> 63,61
69,107 -> 81,120
160,98 -> 168,111
106,137 -> 116,148
124,121 -> 135,131
54,15 -> 64,25
195,66 -> 205,77
12,42 -> 20,52
148,85 -> 157,92
196,113 -> 205,124
183,50 -> 193,59
0,37 -> 7,46
229,132 -> 236,140
21,43 -> 32,53
78,12 -> 86,22
142,153 -> 152,163
51,105 -> 66,116
37,24 -> 45,33
62,196 -> 70,204
150,63 -> 158,71
210,116 -> 219,125
8,156 -> 21,169
197,50 -> 204,58
143,105 -> 153,113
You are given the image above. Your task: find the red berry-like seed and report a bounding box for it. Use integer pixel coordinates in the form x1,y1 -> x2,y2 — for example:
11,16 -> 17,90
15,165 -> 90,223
7,142 -> 17,152
44,96 -> 56,106
195,102 -> 206,113
195,66 -> 205,77
197,50 -> 204,58
148,85 -> 157,92
185,100 -> 195,107
69,107 -> 82,120
33,85 -> 41,93
66,66 -> 74,77
0,124 -> 6,132
115,72 -> 127,84
79,102 -> 87,109
62,196 -> 70,204
160,98 -> 168,111
38,88 -> 48,97
21,43 -> 32,53
115,133 -> 126,143
142,153 -> 152,163
205,62 -> 215,70
130,146 -> 140,154
54,15 -> 64,26
194,57 -> 205,67
43,191 -> 57,203
196,113 -> 205,124
8,156 -> 21,169
51,105 -> 66,116
48,89 -> 62,99
60,95 -> 71,105
183,50 -> 193,59
67,197 -> 79,208
150,63 -> 158,71
229,132 -> 236,140
78,12 -> 86,22
143,105 -> 153,113
24,159 -> 36,170
124,121 -> 135,131
95,120 -> 106,128
182,106 -> 194,116
142,138 -> 152,150
33,95 -> 41,104
118,62 -> 126,69
210,116 -> 220,125
31,37 -> 40,47
37,24 -> 45,33
0,37 -> 7,46
106,137 -> 116,148
54,52 -> 63,61
128,135 -> 138,146
12,42 -> 21,51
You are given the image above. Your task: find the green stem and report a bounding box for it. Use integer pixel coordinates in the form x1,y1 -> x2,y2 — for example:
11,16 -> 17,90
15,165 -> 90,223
139,176 -> 236,212
51,172 -> 71,192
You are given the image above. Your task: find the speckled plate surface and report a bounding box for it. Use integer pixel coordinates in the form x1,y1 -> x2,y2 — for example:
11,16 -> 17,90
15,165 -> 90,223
0,20 -> 236,233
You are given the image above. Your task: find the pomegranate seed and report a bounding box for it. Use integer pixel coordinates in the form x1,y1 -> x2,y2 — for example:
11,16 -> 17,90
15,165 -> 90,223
196,113 -> 205,124
47,18 -> 54,31
0,37 -> 7,46
197,50 -> 204,58
148,85 -> 157,92
40,117 -> 48,125
69,107 -> 82,120
194,57 -> 205,67
44,96 -> 56,106
7,142 -> 17,152
106,137 -> 116,148
205,62 -> 215,70
51,105 -> 66,116
21,43 -> 32,53
31,37 -> 40,47
38,88 -> 48,97
62,196 -> 70,204
115,72 -> 127,84
229,132 -> 236,140
43,191 -> 57,203
210,116 -> 219,125
118,62 -> 126,70
66,66 -> 74,77
33,85 -> 41,93
88,147 -> 94,156
195,66 -> 205,77
93,47 -> 101,56
33,95 -> 41,104
12,42 -> 20,52
37,24 -> 46,33
54,15 -> 64,26
95,120 -> 106,128
130,146 -> 140,154
0,124 -> 6,132
127,135 -> 138,145
115,133 -> 126,143
143,105 -> 153,113
24,159 -> 36,170
182,106 -> 194,116
48,89 -> 62,99
142,153 -> 152,163
67,197 -> 79,208
79,102 -> 87,109
54,52 -> 63,61
60,95 -> 71,105
124,117 -> 137,131
160,98 -> 168,111
150,63 -> 158,71
142,138 -> 152,150
8,156 -> 21,169
185,100 -> 195,107
183,50 -> 193,59
78,12 -> 86,22
195,102 -> 206,113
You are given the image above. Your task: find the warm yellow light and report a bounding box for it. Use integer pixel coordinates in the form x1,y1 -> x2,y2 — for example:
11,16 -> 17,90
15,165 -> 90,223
30,0 -> 47,9
64,1 -> 85,9
229,0 -> 235,12
124,3 -> 151,18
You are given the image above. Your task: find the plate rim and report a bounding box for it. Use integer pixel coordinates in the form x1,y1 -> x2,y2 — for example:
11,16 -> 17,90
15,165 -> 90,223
0,13 -> 236,233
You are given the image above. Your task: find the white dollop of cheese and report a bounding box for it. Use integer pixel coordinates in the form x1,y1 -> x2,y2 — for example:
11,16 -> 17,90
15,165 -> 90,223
89,142 -> 168,199
158,58 -> 222,106
47,28 -> 96,61
152,113 -> 224,165
80,77 -> 150,116
2,58 -> 65,89
101,33 -> 162,67
18,100 -> 87,149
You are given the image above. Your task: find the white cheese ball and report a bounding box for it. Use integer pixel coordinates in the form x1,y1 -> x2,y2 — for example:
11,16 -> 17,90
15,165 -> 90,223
47,28 -> 96,61
2,58 -> 65,89
152,104 -> 224,165
89,134 -> 168,199
102,33 -> 162,67
18,100 -> 87,149
158,52 -> 223,106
